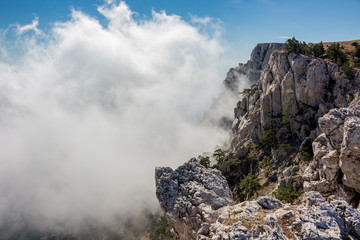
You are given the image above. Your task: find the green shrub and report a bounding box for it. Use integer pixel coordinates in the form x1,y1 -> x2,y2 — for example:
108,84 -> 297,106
239,175 -> 262,200
273,184 -> 300,203
285,37 -> 311,55
286,38 -> 308,55
341,61 -> 355,79
240,88 -> 256,97
259,129 -> 276,147
261,156 -> 274,175
246,155 -> 258,164
198,155 -> 210,168
326,43 -> 348,65
213,149 -> 226,164
149,216 -> 174,240
274,144 -> 295,154
299,138 -> 314,161
311,42 -> 325,58
285,37 -> 302,54
354,45 -> 360,58
262,180 -> 270,188
291,166 -> 299,176
223,158 -> 242,168
282,100 -> 293,125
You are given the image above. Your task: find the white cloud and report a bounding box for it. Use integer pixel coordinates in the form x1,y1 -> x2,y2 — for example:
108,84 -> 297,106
278,36 -> 292,39
0,0 -> 231,232
16,17 -> 43,35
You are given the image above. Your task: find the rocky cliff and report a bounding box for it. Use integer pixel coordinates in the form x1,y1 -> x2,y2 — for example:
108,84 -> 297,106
156,44 -> 360,239
203,43 -> 284,129
156,159 -> 360,239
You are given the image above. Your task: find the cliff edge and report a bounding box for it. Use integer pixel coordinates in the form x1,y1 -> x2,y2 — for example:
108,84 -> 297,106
156,43 -> 360,239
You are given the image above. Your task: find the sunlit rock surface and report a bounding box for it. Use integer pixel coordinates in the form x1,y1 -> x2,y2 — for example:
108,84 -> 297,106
156,160 -> 360,239
156,45 -> 360,239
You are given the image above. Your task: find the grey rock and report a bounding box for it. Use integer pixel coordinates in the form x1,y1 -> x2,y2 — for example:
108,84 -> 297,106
155,158 -> 232,239
306,104 -> 360,196
257,196 -> 283,209
156,161 -> 360,240
203,43 -> 284,129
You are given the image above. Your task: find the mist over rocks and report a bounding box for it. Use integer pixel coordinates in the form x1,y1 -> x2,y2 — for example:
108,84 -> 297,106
203,43 -> 284,129
155,158 -> 233,239
0,1 -> 234,237
155,159 -> 360,239
156,42 -> 360,239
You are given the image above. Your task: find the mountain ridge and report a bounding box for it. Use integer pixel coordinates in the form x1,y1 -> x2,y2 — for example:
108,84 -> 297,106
156,41 -> 360,239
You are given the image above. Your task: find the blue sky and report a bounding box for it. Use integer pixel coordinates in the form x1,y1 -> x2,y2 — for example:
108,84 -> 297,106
1,0 -> 360,61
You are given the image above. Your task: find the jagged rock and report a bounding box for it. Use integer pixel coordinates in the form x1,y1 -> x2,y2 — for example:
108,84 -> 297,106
232,48 -> 359,150
155,158 -> 232,239
306,104 -> 360,197
257,196 -> 283,209
156,44 -> 360,239
203,43 -> 284,129
340,114 -> 360,192
156,160 -> 360,239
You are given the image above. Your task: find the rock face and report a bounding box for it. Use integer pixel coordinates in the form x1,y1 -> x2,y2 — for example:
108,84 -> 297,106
155,44 -> 360,239
224,43 -> 285,91
203,43 -> 284,129
231,50 -> 360,151
155,159 -> 232,239
304,101 -> 360,198
155,160 -> 360,239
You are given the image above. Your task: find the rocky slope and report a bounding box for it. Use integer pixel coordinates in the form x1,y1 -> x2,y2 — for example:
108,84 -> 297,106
156,159 -> 360,239
304,100 -> 360,201
156,44 -> 360,239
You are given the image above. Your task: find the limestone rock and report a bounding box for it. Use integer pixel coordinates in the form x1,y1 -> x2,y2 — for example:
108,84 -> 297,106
340,115 -> 360,192
257,196 -> 283,209
203,43 -> 284,129
155,158 -> 233,239
155,45 -> 360,239
306,105 -> 360,197
156,160 -> 360,240
156,164 -> 360,239
231,47 -> 360,150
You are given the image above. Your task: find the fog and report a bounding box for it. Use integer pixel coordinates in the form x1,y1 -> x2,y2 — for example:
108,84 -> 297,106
0,0 -> 242,233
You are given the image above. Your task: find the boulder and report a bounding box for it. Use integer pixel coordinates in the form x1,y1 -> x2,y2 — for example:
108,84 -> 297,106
155,158 -> 232,239
307,105 -> 360,197
257,196 -> 283,209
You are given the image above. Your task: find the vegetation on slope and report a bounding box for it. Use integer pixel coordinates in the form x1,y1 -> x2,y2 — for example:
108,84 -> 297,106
285,37 -> 360,78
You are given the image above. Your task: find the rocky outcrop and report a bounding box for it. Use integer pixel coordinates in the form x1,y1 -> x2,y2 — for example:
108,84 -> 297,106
304,101 -> 360,199
156,44 -> 360,239
155,159 -> 232,239
231,48 -> 360,155
224,43 -> 285,91
155,160 -> 360,239
203,43 -> 284,129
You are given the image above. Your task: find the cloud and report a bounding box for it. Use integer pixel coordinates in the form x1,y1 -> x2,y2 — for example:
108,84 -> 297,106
16,17 -> 43,35
0,0 -> 230,233
278,36 -> 292,39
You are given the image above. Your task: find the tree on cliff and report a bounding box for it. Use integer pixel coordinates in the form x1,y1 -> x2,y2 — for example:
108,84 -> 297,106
198,155 -> 210,168
326,43 -> 348,65
311,42 -> 325,58
213,149 -> 226,164
285,37 -> 302,54
239,175 -> 262,200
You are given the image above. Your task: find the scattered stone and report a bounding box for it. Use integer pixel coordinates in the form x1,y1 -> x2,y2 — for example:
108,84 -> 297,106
257,196 -> 283,209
